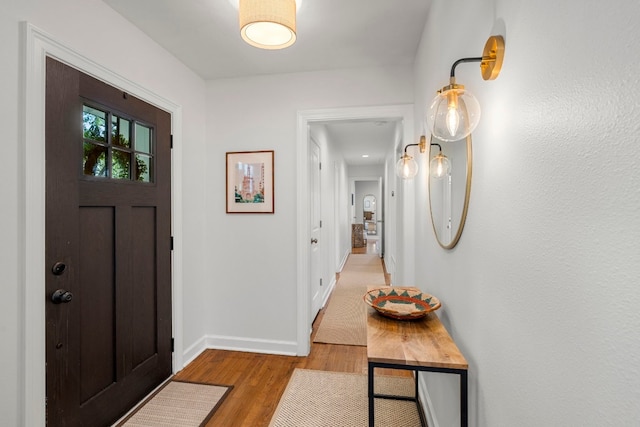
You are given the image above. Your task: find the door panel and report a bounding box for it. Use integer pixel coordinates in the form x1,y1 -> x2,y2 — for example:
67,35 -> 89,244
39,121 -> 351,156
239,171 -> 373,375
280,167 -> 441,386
310,139 -> 322,317
78,206 -> 116,404
46,57 -> 172,426
131,206 -> 158,367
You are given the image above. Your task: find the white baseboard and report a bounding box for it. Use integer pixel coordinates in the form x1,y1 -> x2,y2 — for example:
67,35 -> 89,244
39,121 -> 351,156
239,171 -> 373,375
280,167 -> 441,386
387,254 -> 396,276
181,335 -> 298,368
320,276 -> 337,309
418,374 -> 440,427
337,249 -> 350,272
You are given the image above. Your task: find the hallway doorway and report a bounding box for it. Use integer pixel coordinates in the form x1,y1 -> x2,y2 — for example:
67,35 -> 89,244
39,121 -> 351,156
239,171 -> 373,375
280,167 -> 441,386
296,104 -> 415,356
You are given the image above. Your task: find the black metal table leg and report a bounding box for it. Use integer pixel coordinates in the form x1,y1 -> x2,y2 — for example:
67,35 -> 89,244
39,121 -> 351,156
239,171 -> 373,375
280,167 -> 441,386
460,370 -> 468,427
368,363 -> 375,427
368,361 -> 467,427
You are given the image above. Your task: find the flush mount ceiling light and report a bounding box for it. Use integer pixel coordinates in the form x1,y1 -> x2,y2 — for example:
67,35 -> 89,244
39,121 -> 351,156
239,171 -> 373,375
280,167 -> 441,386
239,0 -> 297,50
427,35 -> 505,142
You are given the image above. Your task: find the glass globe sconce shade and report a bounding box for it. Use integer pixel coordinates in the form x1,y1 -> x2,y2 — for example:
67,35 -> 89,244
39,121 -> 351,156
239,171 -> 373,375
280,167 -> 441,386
396,154 -> 419,180
427,85 -> 481,142
429,151 -> 451,179
395,136 -> 426,180
427,35 -> 505,142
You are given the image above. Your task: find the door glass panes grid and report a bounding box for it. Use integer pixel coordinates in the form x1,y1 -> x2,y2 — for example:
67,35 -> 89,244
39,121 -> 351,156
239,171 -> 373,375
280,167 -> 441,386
82,104 -> 154,182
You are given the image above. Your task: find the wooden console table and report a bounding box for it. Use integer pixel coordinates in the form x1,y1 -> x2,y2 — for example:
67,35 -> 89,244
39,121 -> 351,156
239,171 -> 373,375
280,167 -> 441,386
367,304 -> 468,427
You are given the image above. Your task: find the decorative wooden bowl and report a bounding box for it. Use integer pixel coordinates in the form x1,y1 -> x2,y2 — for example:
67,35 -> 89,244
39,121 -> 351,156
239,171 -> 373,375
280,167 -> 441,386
363,287 -> 441,320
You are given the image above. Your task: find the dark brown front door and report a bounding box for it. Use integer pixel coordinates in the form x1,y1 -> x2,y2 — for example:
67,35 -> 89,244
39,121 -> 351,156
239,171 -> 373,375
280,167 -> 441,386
45,57 -> 172,426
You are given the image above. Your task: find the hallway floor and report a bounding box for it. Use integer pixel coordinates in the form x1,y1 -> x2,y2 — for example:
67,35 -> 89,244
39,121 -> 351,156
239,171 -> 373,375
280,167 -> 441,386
172,253 -> 396,426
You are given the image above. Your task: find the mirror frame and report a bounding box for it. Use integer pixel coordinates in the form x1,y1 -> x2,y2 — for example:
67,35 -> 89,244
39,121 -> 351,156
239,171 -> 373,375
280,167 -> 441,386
428,134 -> 473,249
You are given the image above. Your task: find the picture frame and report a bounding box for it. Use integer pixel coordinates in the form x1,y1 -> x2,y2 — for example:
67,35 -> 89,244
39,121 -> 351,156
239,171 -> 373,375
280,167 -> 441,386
226,150 -> 274,214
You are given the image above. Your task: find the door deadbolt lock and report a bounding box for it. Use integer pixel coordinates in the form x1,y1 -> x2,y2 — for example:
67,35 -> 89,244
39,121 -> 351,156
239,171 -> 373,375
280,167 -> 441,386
51,289 -> 73,304
51,262 -> 67,276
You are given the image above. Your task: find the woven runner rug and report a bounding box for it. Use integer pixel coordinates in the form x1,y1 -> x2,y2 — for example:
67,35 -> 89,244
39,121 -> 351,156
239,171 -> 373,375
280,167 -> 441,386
269,369 -> 421,427
115,380 -> 232,427
313,253 -> 387,346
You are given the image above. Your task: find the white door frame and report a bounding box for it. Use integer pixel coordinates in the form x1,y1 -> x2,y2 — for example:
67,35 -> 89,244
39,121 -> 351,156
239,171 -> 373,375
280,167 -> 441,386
295,104 -> 414,355
20,23 -> 184,426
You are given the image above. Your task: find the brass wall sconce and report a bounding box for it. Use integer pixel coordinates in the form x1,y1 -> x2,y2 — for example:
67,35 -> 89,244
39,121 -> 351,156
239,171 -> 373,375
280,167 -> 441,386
395,136 -> 452,180
396,135 -> 427,180
426,35 -> 505,142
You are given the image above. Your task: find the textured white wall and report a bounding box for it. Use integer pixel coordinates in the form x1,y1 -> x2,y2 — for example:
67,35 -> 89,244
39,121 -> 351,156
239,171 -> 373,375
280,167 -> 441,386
414,0 -> 640,425
205,66 -> 412,347
2,0 -> 207,424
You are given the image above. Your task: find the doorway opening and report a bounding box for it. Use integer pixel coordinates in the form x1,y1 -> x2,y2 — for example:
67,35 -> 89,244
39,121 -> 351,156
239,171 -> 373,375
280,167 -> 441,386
295,104 -> 415,356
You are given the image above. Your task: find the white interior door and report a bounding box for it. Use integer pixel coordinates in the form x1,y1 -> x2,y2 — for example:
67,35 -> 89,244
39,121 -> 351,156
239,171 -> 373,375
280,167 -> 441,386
309,138 -> 323,318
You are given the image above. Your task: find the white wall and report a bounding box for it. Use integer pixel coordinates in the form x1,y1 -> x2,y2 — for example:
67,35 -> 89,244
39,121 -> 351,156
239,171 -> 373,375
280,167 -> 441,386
2,0 -> 208,424
383,123 -> 405,278
413,0 -> 640,426
205,66 -> 413,352
334,152 -> 351,269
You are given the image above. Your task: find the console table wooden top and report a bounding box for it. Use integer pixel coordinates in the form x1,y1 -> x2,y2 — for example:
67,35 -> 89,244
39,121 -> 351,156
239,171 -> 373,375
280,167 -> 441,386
366,307 -> 468,371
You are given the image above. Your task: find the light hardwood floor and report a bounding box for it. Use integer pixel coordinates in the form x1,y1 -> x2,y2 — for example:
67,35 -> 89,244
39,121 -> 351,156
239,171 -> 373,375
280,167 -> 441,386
173,245 -> 397,426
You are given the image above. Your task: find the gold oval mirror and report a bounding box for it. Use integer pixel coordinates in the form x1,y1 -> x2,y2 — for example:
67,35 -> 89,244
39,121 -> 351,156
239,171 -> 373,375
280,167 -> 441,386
428,134 -> 472,249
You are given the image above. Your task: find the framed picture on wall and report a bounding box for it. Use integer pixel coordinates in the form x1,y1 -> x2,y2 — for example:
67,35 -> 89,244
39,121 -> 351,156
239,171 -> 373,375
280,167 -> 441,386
226,150 -> 274,213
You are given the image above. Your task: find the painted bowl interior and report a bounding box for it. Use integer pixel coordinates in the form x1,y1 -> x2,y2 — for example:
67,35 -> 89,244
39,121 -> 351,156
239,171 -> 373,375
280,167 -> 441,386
363,287 -> 441,320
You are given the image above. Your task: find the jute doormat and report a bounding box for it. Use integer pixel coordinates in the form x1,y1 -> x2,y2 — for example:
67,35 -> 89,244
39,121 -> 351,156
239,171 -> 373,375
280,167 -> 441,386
115,380 -> 232,427
269,369 -> 421,427
314,254 -> 387,346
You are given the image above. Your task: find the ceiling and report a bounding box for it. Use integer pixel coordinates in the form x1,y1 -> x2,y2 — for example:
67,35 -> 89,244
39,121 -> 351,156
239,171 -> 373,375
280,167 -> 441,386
316,120 -> 399,166
103,0 -> 428,165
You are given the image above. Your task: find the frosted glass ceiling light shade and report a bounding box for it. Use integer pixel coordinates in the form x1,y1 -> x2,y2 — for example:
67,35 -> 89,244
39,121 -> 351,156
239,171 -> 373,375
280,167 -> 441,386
427,35 -> 505,142
240,0 -> 296,50
396,154 -> 419,180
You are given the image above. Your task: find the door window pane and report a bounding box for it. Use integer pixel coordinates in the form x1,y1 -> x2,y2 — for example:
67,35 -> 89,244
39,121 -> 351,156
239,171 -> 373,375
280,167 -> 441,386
83,142 -> 108,177
135,154 -> 153,182
83,106 -> 107,142
135,124 -> 152,154
112,149 -> 131,180
112,116 -> 131,148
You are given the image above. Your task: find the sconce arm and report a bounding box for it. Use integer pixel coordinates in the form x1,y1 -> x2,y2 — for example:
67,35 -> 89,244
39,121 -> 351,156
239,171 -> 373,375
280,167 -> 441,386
430,142 -> 443,153
450,56 -> 484,78
403,143 -> 420,154
448,35 -> 505,82
403,135 -> 427,154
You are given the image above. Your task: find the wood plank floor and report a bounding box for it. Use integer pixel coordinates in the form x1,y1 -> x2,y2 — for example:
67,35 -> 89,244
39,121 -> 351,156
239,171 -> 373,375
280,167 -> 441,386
173,245 -> 399,426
